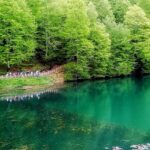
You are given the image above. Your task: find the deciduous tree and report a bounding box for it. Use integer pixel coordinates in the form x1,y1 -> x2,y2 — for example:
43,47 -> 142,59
0,0 -> 36,69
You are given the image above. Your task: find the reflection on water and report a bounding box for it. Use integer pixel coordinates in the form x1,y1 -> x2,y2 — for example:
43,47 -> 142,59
0,89 -> 59,102
1,76 -> 150,149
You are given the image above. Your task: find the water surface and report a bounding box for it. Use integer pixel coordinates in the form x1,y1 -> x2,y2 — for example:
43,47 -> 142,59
1,76 -> 150,149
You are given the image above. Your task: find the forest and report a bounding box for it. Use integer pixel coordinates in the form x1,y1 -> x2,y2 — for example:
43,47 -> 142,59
0,0 -> 150,81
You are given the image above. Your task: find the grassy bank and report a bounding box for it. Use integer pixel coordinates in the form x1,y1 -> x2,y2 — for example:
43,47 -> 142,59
0,76 -> 54,91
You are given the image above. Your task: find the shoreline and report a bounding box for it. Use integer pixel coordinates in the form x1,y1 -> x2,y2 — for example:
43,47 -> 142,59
0,82 -> 65,102
0,69 -> 149,98
0,68 -> 64,97
0,66 -> 65,94
65,72 -> 149,83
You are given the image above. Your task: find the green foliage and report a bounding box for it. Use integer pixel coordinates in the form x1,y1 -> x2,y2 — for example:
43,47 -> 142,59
0,76 -> 54,90
138,0 -> 150,17
0,0 -> 36,69
89,0 -> 114,21
65,39 -> 94,80
65,62 -> 90,81
125,5 -> 150,73
64,0 -> 111,80
61,0 -> 90,39
95,0 -> 114,20
1,0 -> 150,81
89,23 -> 111,77
87,2 -> 98,23
26,0 -> 44,17
105,19 -> 135,76
109,0 -> 131,23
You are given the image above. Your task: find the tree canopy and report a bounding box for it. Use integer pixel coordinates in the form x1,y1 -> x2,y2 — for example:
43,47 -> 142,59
0,0 -> 36,69
0,0 -> 150,80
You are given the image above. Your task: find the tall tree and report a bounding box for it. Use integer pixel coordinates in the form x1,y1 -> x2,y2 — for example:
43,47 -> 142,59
27,0 -> 68,64
0,0 -> 36,69
89,23 -> 111,78
104,19 -> 135,76
87,2 -> 111,78
61,0 -> 90,39
65,39 -> 94,80
63,0 -> 93,80
125,5 -> 150,73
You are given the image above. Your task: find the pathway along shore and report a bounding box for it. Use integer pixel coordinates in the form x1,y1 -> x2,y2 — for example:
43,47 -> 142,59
0,66 -> 65,93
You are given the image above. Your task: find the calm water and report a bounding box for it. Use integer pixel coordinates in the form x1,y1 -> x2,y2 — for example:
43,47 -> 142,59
1,76 -> 150,149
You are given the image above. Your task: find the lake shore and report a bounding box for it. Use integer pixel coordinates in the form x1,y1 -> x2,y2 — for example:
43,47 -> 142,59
0,67 -> 65,94
0,63 -> 148,95
0,76 -> 54,92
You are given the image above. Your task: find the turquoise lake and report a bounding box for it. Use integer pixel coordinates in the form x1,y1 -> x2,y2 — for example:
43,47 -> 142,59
1,76 -> 150,149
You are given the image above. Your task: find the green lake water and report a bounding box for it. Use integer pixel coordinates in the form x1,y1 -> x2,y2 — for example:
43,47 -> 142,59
1,76 -> 150,150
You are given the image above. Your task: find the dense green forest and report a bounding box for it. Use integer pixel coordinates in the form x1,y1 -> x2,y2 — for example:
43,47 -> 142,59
0,0 -> 150,80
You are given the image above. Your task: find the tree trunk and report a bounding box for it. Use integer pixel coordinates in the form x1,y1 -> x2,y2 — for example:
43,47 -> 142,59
7,61 -> 10,72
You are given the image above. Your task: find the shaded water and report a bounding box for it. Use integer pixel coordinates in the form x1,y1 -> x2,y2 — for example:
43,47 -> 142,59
1,76 -> 150,149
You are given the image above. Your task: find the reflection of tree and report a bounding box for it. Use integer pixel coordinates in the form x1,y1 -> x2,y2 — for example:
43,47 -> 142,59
1,77 -> 150,149
0,98 -> 150,150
